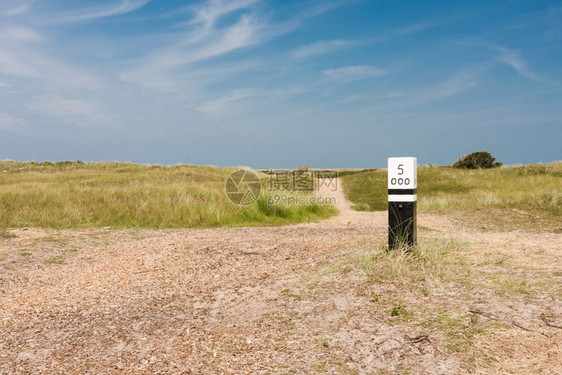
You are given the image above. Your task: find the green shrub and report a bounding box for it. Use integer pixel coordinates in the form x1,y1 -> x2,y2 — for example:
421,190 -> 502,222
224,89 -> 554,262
452,151 -> 502,169
353,203 -> 371,211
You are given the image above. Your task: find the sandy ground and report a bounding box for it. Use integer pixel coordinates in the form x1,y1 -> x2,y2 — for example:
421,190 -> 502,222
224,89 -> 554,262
0,181 -> 560,374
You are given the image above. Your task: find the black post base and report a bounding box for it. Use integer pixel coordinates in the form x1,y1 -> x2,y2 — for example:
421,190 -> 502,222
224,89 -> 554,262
388,201 -> 417,249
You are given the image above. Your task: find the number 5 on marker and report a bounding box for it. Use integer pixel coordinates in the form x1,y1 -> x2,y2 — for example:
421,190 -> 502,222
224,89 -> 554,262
388,158 -> 416,190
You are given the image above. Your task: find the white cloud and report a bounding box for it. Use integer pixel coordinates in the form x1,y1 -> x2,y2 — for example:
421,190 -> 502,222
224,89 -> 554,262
493,46 -> 537,80
323,65 -> 387,80
120,0 -> 359,93
376,71 -> 479,109
0,45 -> 100,87
300,0 -> 360,18
290,18 -> 448,60
0,1 -> 33,16
50,0 -> 150,24
291,39 -> 358,58
203,88 -> 260,112
0,24 -> 101,88
0,81 -> 10,88
466,39 -> 539,80
120,1 -> 267,89
0,112 -> 26,132
203,85 -> 311,113
0,27 -> 42,77
160,14 -> 262,67
430,74 -> 478,98
29,95 -> 121,129
182,0 -> 259,42
196,14 -> 260,60
390,18 -> 455,37
1,24 -> 43,42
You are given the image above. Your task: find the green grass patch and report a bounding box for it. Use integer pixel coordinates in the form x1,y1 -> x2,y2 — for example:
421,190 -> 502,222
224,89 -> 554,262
419,313 -> 486,352
0,161 -> 335,229
44,256 -> 65,265
341,162 -> 562,230
353,202 -> 371,211
388,302 -> 414,321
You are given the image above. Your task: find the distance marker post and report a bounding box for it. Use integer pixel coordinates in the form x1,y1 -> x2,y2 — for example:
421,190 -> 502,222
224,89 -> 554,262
388,157 -> 417,249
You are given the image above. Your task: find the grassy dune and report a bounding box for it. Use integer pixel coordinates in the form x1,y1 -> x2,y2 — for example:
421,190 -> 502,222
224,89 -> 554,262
0,161 -> 335,229
342,162 -> 562,231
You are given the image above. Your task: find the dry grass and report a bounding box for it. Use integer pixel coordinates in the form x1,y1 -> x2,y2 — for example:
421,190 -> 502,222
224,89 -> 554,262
473,329 -> 562,374
320,237 -> 470,286
0,160 -> 335,229
342,161 -> 562,231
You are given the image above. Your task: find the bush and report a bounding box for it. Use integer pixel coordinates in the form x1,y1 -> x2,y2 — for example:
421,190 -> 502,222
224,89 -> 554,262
452,151 -> 502,169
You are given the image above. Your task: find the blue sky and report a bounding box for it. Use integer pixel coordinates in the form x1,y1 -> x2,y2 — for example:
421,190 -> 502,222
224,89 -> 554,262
0,0 -> 561,168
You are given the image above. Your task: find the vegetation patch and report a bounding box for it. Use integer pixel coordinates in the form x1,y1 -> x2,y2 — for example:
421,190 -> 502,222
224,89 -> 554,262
342,162 -> 562,231
44,255 -> 65,265
388,302 -> 414,321
452,151 -> 502,169
353,202 -> 371,211
419,312 -> 486,352
0,161 -> 335,229
349,238 -> 470,285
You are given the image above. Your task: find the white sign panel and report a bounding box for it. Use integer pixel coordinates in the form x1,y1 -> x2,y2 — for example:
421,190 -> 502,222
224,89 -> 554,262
388,157 -> 417,190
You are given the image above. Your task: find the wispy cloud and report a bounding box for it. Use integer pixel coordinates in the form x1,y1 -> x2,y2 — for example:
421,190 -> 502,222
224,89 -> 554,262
154,0 -> 357,67
29,95 -> 121,129
122,0 -> 359,90
158,13 -> 262,68
1,1 -> 33,16
203,85 -> 312,113
1,24 -> 43,42
0,112 -> 27,133
464,39 -> 539,80
0,24 -> 101,87
390,18 -> 455,37
49,0 -> 150,24
181,0 -> 259,42
323,65 -> 387,80
430,73 -> 479,99
299,0 -> 362,18
0,24 -> 46,77
203,88 -> 261,112
377,71 -> 479,109
492,46 -> 537,80
291,39 -> 359,58
290,18 -> 451,60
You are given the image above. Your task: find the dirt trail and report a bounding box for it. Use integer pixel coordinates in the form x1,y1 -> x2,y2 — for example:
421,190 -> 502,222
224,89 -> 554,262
319,177 -> 352,213
0,180 -> 560,374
